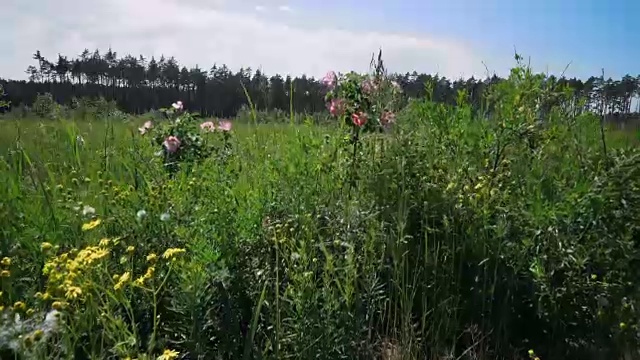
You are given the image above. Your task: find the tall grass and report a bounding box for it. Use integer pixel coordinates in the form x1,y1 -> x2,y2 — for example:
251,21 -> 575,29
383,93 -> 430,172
0,61 -> 639,360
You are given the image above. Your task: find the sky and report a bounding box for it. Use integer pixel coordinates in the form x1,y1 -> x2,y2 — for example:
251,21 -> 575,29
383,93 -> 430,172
1,0 -> 638,81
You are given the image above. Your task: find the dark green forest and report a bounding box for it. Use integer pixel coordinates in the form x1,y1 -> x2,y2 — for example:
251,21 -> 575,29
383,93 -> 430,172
2,48 -> 640,118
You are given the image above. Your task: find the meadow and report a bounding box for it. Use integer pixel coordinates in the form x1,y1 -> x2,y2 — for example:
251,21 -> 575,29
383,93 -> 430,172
1,61 -> 640,360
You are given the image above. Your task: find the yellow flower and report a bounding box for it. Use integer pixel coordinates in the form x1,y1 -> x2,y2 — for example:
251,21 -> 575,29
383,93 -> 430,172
34,292 -> 43,299
51,301 -> 67,310
65,286 -> 82,300
162,248 -> 186,260
114,272 -> 131,290
99,238 -> 110,247
32,329 -> 44,341
134,276 -> 145,286
157,349 -> 179,360
13,301 -> 26,311
82,219 -> 102,231
42,292 -> 51,301
1,257 -> 11,266
0,270 -> 10,277
146,253 -> 158,263
26,308 -> 35,316
144,266 -> 155,279
41,242 -> 53,251
126,246 -> 135,254
0,306 -> 4,311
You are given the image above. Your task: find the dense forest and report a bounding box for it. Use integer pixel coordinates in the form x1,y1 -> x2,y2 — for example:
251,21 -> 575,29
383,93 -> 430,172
1,48 -> 640,118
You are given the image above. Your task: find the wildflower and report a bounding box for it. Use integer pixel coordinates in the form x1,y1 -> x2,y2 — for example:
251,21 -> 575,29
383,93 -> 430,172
172,101 -> 183,110
126,246 -> 135,254
139,120 -> 153,135
99,238 -> 110,247
13,301 -> 26,311
0,306 -> 3,311
200,121 -> 216,132
136,209 -> 147,220
620,322 -> 627,329
528,350 -> 534,357
41,242 -> 53,251
351,112 -> 368,127
32,329 -> 44,341
328,98 -> 344,117
34,292 -> 43,299
361,78 -> 376,94
147,253 -> 158,263
82,205 -> 96,216
42,292 -> 51,301
114,272 -> 131,290
26,308 -> 35,316
158,349 -> 180,360
51,301 -> 67,310
160,212 -> 171,222
380,111 -> 396,126
76,135 -> 85,146
322,71 -> 337,89
1,257 -> 11,266
162,136 -> 181,154
218,120 -> 232,132
82,218 -> 102,231
65,286 -> 82,300
0,270 -> 10,277
163,248 -> 186,260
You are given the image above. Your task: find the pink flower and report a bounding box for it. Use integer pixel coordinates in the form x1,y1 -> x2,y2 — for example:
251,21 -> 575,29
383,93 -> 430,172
328,98 -> 344,117
361,79 -> 376,94
172,101 -> 183,111
217,120 -> 232,132
381,111 -> 396,126
200,121 -> 216,132
138,120 -> 153,135
322,71 -> 337,89
351,112 -> 367,127
163,136 -> 181,153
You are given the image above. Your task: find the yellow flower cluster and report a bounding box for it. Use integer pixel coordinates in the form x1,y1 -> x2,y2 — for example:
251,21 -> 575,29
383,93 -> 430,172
134,266 -> 155,286
114,272 -> 131,290
42,242 -> 111,301
0,256 -> 11,278
82,218 -> 102,231
162,248 -> 186,260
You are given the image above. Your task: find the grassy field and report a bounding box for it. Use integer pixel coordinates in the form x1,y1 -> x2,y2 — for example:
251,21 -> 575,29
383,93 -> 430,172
1,67 -> 640,360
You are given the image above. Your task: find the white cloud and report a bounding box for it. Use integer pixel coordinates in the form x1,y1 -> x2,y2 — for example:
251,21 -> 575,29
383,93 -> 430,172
278,5 -> 293,13
255,5 -> 266,12
0,0 -> 508,81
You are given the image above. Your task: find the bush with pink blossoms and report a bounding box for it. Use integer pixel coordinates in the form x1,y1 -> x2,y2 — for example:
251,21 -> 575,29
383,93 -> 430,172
322,51 -> 404,134
138,101 -> 234,173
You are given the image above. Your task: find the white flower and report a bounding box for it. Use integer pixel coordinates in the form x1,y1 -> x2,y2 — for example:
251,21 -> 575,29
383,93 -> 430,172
160,212 -> 171,222
136,210 -> 147,221
76,135 -> 84,146
171,101 -> 183,111
82,205 -> 96,216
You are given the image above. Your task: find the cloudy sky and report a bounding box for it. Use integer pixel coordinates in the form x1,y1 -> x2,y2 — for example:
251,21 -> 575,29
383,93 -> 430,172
1,0 -> 638,80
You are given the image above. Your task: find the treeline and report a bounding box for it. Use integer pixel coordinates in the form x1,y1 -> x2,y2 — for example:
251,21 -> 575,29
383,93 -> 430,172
1,48 -> 640,118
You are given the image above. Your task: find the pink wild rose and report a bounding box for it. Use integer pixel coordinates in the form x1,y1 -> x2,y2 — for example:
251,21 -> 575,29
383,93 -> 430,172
381,111 -> 396,126
138,120 -> 153,135
322,71 -> 337,89
200,121 -> 216,132
352,112 -> 368,127
163,136 -> 181,153
328,98 -> 344,117
172,101 -> 183,111
218,120 -> 232,132
361,79 -> 376,94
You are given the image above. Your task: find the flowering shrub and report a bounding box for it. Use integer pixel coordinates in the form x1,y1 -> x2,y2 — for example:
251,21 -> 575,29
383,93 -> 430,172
138,101 -> 233,173
322,55 -> 403,133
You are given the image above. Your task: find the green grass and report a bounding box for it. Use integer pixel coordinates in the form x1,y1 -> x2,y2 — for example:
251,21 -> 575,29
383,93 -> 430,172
1,82 -> 640,360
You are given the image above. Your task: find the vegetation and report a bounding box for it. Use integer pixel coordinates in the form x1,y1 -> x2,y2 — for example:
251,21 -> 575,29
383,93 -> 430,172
0,54 -> 640,360
3,48 -> 640,121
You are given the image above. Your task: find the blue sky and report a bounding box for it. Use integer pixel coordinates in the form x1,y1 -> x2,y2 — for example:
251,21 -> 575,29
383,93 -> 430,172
294,0 -> 639,78
1,0 -> 638,80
